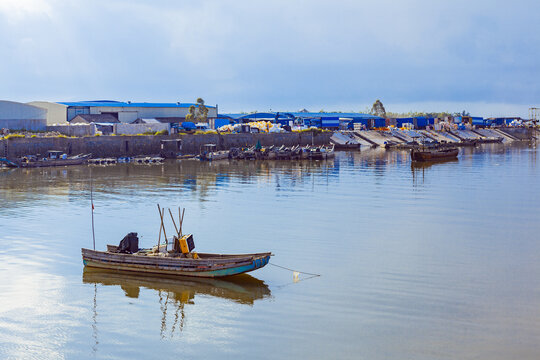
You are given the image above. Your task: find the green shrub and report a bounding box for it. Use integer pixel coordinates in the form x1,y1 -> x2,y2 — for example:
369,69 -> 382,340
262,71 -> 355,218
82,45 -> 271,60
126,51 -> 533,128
154,129 -> 169,136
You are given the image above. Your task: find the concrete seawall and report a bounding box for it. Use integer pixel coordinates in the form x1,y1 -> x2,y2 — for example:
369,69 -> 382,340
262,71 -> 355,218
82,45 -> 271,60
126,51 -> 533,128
0,132 -> 331,158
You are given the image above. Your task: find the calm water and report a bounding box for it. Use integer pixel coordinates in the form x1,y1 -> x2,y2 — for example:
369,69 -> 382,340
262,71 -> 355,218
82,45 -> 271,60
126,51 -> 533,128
1,144 -> 539,359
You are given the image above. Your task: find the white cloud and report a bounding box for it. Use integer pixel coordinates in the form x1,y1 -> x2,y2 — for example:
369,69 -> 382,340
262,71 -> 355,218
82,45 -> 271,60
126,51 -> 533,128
0,0 -> 539,113
0,0 -> 53,22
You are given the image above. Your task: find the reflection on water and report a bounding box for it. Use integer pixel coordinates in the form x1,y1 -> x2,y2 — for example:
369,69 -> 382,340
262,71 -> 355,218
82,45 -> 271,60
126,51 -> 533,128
83,268 -> 271,305
83,268 -> 271,346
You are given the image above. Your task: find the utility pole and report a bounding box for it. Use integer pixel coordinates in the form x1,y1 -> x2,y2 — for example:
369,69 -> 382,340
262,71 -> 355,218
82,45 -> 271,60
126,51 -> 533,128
529,107 -> 539,124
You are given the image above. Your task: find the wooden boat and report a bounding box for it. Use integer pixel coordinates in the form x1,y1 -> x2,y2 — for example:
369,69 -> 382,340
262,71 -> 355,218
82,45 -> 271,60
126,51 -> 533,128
198,144 -> 229,161
10,151 -> 90,168
410,147 -> 458,162
82,205 -> 272,279
82,248 -> 272,278
308,144 -> 335,160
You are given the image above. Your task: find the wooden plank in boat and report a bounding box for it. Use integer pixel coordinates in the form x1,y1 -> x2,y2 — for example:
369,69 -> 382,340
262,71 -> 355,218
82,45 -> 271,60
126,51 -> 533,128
82,249 -> 256,266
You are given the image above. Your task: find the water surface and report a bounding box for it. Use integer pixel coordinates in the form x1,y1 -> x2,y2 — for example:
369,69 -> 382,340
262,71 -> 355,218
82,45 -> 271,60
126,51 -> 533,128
1,143 -> 539,359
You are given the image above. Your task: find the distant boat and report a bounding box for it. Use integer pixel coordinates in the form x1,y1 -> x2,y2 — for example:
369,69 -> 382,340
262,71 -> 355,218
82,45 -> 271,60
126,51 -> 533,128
197,144 -> 229,161
2,151 -> 91,168
308,144 -> 335,160
410,147 -> 458,162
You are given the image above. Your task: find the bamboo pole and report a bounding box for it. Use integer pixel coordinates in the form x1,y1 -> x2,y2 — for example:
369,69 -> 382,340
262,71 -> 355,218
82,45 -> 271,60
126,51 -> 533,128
179,208 -> 185,237
161,208 -> 168,250
157,204 -> 168,252
168,208 -> 179,236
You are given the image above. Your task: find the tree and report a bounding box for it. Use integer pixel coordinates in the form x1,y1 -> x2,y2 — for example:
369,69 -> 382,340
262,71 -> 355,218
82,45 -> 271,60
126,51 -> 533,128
370,99 -> 386,117
185,105 -> 196,122
196,98 -> 208,122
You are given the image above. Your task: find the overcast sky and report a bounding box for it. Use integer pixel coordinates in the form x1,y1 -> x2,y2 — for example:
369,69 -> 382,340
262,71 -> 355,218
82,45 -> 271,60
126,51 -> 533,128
1,0 -> 539,116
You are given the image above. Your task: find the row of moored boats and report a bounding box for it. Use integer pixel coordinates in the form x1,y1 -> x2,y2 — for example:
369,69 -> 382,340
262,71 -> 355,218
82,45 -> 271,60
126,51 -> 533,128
198,144 -> 335,161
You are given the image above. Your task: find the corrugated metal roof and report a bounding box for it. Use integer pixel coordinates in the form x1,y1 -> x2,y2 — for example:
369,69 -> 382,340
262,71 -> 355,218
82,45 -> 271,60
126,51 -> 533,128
222,112 -> 383,120
58,101 -> 215,109
71,113 -> 119,123
287,112 -> 383,119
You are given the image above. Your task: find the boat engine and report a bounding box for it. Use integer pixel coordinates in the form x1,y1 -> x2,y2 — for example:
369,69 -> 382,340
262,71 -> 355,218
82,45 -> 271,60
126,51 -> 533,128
117,232 -> 139,253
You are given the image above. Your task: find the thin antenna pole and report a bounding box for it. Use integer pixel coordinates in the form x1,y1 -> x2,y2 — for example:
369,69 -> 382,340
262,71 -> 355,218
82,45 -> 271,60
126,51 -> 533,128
90,175 -> 96,250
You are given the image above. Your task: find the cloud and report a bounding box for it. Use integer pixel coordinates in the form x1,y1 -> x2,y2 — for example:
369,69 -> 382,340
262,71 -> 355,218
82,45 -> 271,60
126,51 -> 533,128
0,0 -> 539,116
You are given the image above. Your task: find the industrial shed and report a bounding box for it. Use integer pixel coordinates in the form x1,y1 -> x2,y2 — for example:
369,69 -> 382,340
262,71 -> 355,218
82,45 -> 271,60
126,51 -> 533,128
29,100 -> 218,125
223,112 -> 385,129
27,101 -> 68,125
0,101 -> 47,131
71,114 -> 120,124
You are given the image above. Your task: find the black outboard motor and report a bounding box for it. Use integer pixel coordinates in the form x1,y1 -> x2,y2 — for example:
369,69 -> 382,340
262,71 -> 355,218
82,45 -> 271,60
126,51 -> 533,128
118,232 -> 139,253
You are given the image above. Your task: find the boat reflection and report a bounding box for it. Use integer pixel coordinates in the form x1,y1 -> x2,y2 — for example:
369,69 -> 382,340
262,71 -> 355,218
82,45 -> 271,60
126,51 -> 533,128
83,267 -> 272,305
83,268 -> 272,342
410,158 -> 459,169
411,158 -> 459,186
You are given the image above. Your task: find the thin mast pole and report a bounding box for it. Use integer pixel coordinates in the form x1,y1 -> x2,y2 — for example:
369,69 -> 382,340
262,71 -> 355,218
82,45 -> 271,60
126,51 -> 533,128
91,175 -> 96,250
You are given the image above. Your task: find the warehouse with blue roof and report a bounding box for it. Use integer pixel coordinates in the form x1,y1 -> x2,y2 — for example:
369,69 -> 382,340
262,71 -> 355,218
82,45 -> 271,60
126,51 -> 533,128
29,100 -> 218,126
220,111 -> 385,129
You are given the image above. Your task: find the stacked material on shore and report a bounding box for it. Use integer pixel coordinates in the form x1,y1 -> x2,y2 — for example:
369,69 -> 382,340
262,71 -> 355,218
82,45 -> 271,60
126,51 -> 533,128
218,121 -> 285,133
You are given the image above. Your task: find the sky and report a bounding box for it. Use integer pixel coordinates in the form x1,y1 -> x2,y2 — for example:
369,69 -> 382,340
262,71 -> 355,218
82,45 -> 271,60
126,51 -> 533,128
0,0 -> 539,117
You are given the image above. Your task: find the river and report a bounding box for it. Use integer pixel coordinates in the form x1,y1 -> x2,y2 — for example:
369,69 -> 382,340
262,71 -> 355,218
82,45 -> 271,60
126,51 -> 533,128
1,143 -> 539,359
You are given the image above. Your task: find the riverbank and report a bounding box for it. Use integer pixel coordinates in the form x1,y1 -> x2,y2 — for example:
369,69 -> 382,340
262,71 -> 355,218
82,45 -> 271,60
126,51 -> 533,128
0,132 -> 331,158
1,128 -> 536,159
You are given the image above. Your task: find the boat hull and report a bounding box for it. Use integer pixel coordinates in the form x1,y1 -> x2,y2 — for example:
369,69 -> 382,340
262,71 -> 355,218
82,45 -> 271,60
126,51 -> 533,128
411,148 -> 458,162
18,156 -> 89,168
82,248 -> 271,278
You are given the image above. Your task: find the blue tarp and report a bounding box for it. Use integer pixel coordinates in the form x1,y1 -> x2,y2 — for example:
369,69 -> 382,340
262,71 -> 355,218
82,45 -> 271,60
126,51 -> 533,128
181,122 -> 196,130
214,118 -> 230,129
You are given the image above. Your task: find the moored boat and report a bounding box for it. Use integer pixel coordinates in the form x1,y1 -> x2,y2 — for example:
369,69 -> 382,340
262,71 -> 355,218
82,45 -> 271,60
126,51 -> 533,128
198,144 -> 229,161
9,151 -> 91,168
82,205 -> 272,278
82,248 -> 272,278
308,144 -> 335,160
410,147 -> 458,162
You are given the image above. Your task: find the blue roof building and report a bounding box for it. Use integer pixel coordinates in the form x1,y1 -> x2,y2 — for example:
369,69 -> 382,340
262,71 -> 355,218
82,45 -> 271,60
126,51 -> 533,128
30,100 -> 218,124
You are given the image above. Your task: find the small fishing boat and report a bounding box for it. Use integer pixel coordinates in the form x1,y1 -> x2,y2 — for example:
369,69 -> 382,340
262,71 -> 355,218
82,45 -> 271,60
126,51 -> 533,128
410,147 -> 458,162
82,248 -> 272,278
5,151 -> 91,168
198,144 -> 229,161
308,144 -> 335,160
82,205 -> 272,278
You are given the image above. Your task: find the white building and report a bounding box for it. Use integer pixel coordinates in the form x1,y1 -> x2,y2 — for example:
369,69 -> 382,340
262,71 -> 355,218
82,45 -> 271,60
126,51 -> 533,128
0,101 -> 47,131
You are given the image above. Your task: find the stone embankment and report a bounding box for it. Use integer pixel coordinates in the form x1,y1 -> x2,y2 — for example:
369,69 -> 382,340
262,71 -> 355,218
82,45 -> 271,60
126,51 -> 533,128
0,132 -> 331,158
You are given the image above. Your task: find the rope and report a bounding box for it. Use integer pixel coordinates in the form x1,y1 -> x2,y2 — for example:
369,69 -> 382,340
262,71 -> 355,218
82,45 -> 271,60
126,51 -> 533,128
269,262 -> 321,277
